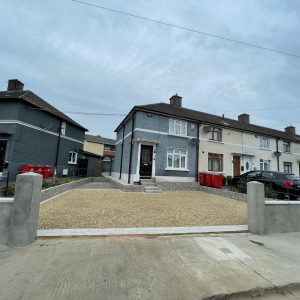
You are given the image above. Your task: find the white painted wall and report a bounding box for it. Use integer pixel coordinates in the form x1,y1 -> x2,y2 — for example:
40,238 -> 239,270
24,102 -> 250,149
198,124 -> 300,176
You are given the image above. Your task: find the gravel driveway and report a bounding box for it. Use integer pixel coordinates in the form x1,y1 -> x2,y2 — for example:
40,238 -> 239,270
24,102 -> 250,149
39,190 -> 247,229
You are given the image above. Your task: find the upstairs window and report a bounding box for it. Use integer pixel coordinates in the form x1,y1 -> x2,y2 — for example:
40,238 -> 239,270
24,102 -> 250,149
104,145 -> 115,151
260,136 -> 270,149
68,151 -> 77,164
208,127 -> 222,142
167,148 -> 187,169
169,119 -> 187,135
61,122 -> 66,135
283,141 -> 291,153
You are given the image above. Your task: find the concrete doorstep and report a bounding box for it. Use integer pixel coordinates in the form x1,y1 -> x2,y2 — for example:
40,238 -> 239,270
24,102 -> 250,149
1,232 -> 300,299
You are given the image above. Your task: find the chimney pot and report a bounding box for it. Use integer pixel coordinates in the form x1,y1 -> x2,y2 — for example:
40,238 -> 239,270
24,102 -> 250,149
169,94 -> 182,107
7,79 -> 24,92
238,113 -> 250,124
285,126 -> 296,136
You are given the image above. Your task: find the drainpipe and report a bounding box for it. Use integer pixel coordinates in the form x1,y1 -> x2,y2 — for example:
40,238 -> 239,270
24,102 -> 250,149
195,122 -> 200,182
128,112 -> 136,184
54,120 -> 62,177
276,138 -> 280,171
119,125 -> 125,179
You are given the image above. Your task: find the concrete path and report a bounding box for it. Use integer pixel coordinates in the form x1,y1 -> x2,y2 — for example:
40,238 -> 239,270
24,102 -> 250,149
75,177 -> 117,189
1,232 -> 300,299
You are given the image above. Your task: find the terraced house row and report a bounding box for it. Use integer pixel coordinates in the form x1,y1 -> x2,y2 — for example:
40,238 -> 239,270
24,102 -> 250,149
111,94 -> 300,184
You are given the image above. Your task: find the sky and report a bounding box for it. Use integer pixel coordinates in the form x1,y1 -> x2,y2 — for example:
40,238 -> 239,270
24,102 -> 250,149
1,0 -> 300,139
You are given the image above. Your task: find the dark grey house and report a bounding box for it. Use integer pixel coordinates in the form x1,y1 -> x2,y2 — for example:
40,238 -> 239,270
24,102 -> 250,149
112,94 -> 199,184
0,79 -> 87,180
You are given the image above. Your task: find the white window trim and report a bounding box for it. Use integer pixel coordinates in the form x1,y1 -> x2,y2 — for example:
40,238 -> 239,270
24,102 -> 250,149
166,148 -> 188,170
61,122 -> 66,136
259,136 -> 270,150
283,162 -> 293,173
68,151 -> 78,165
260,159 -> 271,171
169,119 -> 187,136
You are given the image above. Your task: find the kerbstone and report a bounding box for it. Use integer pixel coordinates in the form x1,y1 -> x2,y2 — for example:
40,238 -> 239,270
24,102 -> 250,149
9,172 -> 43,245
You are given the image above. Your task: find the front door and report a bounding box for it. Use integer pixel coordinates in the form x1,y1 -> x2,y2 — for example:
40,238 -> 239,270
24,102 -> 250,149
0,140 -> 7,172
243,156 -> 252,174
139,145 -> 153,178
233,156 -> 241,177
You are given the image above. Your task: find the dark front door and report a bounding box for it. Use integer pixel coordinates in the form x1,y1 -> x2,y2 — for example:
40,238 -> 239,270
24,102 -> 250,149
139,145 -> 153,178
0,140 -> 7,172
233,156 -> 241,177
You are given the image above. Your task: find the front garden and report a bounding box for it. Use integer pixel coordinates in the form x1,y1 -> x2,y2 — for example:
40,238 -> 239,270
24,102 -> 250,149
0,176 -> 86,197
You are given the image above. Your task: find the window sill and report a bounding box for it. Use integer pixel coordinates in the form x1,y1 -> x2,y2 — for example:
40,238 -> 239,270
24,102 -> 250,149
208,140 -> 223,144
68,162 -> 77,165
165,168 -> 189,172
283,151 -> 291,154
259,148 -> 271,151
168,133 -> 189,138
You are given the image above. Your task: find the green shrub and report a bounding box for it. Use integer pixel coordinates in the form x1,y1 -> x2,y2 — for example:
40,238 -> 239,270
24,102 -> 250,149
226,175 -> 233,186
222,175 -> 227,186
0,184 -> 15,197
232,183 -> 247,194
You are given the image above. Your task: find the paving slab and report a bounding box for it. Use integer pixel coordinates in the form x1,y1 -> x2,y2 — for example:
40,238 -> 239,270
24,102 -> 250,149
1,233 -> 300,299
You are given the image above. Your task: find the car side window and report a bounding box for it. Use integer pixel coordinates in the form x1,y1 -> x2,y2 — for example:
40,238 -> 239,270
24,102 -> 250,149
247,171 -> 261,178
262,172 -> 275,179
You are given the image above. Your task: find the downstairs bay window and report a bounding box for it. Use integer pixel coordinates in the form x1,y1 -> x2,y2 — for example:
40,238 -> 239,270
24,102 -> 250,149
167,148 -> 187,170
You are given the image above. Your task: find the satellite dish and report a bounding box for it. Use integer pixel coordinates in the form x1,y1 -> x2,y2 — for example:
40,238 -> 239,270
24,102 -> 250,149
273,151 -> 281,157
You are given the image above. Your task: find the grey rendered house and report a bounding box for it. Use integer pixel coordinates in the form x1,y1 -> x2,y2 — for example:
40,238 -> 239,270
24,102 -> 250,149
0,79 -> 87,180
112,94 -> 199,184
113,93 -> 300,184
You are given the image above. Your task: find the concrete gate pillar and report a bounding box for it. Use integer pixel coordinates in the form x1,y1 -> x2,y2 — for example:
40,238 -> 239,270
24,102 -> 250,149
247,181 -> 265,235
9,172 -> 43,245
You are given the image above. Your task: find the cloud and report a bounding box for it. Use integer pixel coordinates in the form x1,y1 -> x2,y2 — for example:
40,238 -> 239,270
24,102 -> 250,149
0,0 -> 300,137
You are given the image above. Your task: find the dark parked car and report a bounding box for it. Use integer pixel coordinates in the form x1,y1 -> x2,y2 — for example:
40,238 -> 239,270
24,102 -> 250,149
232,171 -> 300,200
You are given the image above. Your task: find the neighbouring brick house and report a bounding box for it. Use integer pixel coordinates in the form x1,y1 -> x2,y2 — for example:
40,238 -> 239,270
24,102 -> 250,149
84,134 -> 116,173
112,94 -> 300,184
0,79 -> 89,180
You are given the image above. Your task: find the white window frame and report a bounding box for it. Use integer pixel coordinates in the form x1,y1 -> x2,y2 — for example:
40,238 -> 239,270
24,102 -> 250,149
68,151 -> 78,165
61,122 -> 66,135
283,162 -> 292,173
260,136 -> 270,149
166,148 -> 188,170
260,159 -> 271,171
169,119 -> 187,136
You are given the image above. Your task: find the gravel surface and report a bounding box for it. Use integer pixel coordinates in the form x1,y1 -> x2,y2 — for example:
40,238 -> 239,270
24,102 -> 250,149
39,190 -> 247,229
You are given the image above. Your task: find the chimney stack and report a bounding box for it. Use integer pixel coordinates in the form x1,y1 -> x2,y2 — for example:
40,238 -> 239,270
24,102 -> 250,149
169,94 -> 182,108
238,113 -> 250,124
7,79 -> 24,92
285,126 -> 296,136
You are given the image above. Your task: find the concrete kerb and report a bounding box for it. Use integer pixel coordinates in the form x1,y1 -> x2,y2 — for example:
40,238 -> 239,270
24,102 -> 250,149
38,225 -> 248,237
